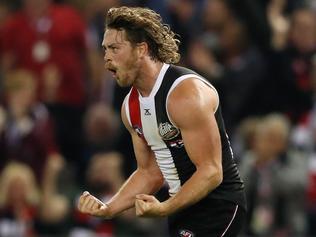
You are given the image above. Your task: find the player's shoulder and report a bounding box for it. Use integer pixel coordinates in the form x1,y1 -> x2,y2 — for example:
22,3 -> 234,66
167,77 -> 219,117
168,78 -> 216,103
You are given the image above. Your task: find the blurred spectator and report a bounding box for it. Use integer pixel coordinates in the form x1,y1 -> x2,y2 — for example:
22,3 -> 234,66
70,152 -> 120,237
71,152 -> 168,237
216,20 -> 268,132
0,0 -> 89,170
0,162 -> 69,237
0,2 -> 10,51
80,103 -> 121,181
307,0 -> 316,11
198,0 -> 243,57
167,0 -> 202,58
226,0 -> 306,52
83,103 -> 120,153
0,162 -> 39,237
189,0 -> 232,67
85,153 -> 124,199
226,0 -> 272,52
267,0 -> 290,50
239,113 -> 308,236
142,0 -> 171,24
202,0 -> 235,33
268,6 -> 316,123
291,64 -> 316,235
0,2 -> 10,95
189,10 -> 267,133
71,0 -> 120,104
0,69 -> 65,187
1,0 -> 87,107
232,116 -> 261,163
186,39 -> 224,82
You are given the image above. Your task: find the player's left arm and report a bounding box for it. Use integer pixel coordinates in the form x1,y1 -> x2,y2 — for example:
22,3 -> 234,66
135,78 -> 223,217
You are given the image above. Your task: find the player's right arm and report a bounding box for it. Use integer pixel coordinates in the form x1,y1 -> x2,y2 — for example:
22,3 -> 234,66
78,100 -> 164,218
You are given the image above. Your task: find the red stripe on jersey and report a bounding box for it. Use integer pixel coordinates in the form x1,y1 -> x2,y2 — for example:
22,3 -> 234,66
129,87 -> 145,139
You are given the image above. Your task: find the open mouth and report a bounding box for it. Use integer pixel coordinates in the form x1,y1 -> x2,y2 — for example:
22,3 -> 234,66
107,67 -> 117,77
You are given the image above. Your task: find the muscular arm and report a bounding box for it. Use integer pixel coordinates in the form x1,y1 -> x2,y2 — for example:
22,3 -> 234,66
135,78 -> 223,217
78,101 -> 164,218
161,78 -> 223,214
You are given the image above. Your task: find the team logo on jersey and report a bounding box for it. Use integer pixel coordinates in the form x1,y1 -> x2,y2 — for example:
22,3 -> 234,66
158,122 -> 180,140
179,229 -> 194,237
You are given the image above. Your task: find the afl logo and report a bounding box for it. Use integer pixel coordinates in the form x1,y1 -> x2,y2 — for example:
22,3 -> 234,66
158,122 -> 180,140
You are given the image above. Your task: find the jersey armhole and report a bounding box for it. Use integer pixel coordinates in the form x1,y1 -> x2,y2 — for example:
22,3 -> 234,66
166,74 -> 220,127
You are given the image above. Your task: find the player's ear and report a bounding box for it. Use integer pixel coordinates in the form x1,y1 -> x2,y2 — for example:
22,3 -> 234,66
136,42 -> 148,58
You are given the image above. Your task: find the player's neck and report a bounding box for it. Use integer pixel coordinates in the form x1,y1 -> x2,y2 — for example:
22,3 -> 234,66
134,60 -> 164,97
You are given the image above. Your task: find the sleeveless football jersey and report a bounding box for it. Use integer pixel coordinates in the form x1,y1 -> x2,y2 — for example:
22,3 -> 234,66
124,63 -> 246,208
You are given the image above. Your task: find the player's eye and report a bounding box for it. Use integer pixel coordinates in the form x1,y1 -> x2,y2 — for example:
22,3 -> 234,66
111,47 -> 119,53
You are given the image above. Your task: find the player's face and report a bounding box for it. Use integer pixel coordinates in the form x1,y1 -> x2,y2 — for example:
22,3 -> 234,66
102,29 -> 140,87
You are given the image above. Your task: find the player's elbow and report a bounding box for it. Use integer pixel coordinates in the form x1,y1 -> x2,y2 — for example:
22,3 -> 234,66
146,169 -> 164,192
203,164 -> 223,188
214,168 -> 223,187
152,170 -> 165,189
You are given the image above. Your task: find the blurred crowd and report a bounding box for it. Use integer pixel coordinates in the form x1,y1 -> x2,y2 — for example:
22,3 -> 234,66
0,0 -> 315,236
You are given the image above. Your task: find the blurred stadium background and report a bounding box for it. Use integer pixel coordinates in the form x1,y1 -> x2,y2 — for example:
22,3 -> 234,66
0,0 -> 315,236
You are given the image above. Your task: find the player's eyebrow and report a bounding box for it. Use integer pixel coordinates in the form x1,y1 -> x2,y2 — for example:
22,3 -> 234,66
102,43 -> 114,50
102,42 -> 125,50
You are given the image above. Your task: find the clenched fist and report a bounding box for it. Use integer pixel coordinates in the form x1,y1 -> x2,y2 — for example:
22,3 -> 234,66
78,191 -> 112,218
135,194 -> 167,217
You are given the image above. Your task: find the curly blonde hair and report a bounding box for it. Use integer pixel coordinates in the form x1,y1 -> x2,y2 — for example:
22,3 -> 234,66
106,6 -> 180,64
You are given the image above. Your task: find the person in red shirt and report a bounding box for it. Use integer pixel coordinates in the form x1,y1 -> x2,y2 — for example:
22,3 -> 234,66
1,0 -> 89,167
1,0 -> 87,106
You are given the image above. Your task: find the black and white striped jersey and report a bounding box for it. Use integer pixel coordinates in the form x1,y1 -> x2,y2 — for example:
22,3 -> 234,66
123,63 -> 246,208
